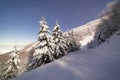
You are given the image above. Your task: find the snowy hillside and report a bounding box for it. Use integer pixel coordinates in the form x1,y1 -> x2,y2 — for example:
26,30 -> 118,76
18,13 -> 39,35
65,16 -> 109,47
13,34 -> 120,80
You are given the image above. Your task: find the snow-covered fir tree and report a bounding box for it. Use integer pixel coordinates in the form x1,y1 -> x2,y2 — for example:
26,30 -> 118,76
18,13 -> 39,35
30,17 -> 55,69
52,21 -> 67,58
65,31 -> 80,52
1,46 -> 20,80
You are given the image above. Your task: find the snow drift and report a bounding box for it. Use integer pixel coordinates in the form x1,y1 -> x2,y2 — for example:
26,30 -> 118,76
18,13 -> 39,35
13,34 -> 120,80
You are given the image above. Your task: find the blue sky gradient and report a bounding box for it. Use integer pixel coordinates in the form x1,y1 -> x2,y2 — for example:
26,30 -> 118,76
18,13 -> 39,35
0,0 -> 113,46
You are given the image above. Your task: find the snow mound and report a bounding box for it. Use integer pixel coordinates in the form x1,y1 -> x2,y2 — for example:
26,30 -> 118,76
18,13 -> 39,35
13,34 -> 120,80
80,32 -> 95,50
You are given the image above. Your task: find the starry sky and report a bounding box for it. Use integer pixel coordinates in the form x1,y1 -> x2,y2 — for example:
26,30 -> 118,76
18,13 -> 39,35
0,0 -> 113,46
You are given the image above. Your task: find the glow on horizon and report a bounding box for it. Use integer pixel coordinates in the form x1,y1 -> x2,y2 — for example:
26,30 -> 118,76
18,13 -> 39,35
0,39 -> 35,46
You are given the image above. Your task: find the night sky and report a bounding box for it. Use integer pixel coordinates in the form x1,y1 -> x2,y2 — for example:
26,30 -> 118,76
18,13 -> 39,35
0,0 -> 113,46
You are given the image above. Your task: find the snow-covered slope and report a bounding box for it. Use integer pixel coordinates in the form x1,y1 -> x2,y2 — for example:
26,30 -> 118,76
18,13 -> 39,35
80,32 -> 95,50
65,16 -> 108,48
13,34 -> 120,80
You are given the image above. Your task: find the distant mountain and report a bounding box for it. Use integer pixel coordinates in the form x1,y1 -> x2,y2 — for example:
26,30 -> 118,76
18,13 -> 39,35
0,45 -> 24,55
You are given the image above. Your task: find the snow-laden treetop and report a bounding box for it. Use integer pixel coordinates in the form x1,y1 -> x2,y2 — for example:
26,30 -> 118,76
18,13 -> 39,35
39,17 -> 50,34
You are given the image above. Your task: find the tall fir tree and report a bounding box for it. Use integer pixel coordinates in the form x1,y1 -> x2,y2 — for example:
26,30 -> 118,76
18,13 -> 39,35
30,17 -> 55,69
1,46 -> 20,80
52,21 -> 67,58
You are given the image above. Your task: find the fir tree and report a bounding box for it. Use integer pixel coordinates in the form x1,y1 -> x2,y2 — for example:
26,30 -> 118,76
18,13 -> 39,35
1,46 -> 20,80
52,21 -> 67,58
30,17 -> 55,69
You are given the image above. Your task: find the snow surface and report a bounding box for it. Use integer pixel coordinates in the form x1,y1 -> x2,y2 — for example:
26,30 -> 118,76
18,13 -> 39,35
80,33 -> 95,50
13,34 -> 120,80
